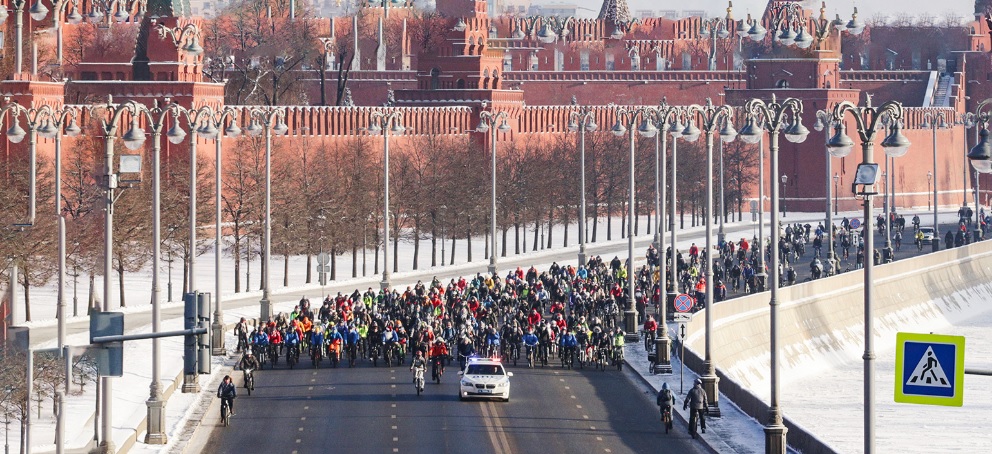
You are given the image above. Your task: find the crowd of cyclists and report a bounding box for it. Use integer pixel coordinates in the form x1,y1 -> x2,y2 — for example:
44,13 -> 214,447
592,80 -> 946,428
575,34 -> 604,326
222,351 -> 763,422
226,212 -> 932,391
230,255 -> 662,394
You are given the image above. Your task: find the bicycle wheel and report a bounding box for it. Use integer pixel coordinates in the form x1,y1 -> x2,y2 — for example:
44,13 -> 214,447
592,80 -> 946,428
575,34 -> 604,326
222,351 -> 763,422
221,402 -> 229,427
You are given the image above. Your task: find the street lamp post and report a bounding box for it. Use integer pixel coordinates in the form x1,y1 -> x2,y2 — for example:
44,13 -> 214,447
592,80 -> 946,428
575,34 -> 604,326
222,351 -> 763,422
476,106 -> 511,275
966,100 -> 992,234
610,104 -> 660,342
739,124 -> 768,290
651,101 -> 682,375
827,97 -> 910,454
683,98 -> 737,417
567,103 -> 598,266
814,109 -> 837,268
369,108 -> 406,289
667,112 -> 686,305
202,107 -> 241,354
127,100 -> 177,444
921,112 -> 947,251
962,112 -> 977,210
246,107 -> 289,322
169,105 -> 215,308
741,96 -> 808,453
89,96 -> 149,454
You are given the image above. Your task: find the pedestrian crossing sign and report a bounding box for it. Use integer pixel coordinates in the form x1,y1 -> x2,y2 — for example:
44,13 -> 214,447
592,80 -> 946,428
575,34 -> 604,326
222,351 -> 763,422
894,332 -> 965,407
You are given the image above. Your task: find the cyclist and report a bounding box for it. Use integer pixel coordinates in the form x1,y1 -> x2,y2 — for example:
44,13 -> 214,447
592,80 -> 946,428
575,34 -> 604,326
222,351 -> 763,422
522,328 -> 540,367
457,336 -> 476,370
310,325 -> 326,362
250,328 -> 269,360
915,229 -> 925,250
684,378 -> 709,435
236,350 -> 260,389
484,326 -> 501,357
410,350 -> 427,389
657,382 -> 675,432
428,338 -> 449,376
285,327 -> 302,363
560,330 -> 577,366
644,316 -> 658,343
612,328 -> 625,363
217,375 -> 237,418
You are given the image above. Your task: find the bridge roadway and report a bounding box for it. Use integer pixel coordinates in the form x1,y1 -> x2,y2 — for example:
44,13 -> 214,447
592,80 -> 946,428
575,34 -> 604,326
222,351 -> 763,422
202,358 -> 709,454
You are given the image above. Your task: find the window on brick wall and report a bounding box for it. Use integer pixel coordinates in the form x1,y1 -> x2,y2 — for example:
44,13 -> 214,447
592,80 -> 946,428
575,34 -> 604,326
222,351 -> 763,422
606,53 -> 615,70
682,52 -> 691,70
581,50 -> 590,70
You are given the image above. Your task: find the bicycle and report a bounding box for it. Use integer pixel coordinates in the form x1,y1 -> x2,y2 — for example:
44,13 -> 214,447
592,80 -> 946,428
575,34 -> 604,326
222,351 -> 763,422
286,344 -> 300,369
661,406 -> 673,434
413,367 -> 425,396
525,344 -> 537,368
243,369 -> 255,396
268,343 -> 281,367
328,342 -> 341,368
431,356 -> 445,384
613,346 -> 624,371
509,342 -> 520,367
644,330 -> 656,351
310,344 -> 324,369
561,346 -> 575,370
220,398 -> 232,427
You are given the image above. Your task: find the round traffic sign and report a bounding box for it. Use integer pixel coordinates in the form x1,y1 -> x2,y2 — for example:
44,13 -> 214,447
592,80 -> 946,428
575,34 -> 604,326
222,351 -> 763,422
674,293 -> 695,313
317,252 -> 330,265
850,218 -> 861,230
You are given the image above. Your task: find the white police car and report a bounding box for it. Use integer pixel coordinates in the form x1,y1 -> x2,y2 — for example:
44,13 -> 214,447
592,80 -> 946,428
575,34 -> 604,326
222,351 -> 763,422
458,357 -> 512,402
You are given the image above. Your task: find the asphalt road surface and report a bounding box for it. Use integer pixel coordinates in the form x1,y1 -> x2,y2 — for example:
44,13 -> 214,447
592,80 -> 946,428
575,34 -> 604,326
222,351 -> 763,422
202,356 -> 710,454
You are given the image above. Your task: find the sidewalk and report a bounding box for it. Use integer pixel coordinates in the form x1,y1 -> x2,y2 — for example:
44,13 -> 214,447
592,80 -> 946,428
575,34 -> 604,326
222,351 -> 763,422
623,326 -> 799,454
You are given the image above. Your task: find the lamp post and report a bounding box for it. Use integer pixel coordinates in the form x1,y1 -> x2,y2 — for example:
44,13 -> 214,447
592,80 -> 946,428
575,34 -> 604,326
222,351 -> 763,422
740,121 -> 767,290
814,109 -> 840,266
961,112 -> 977,210
966,99 -> 992,231
610,104 -> 659,342
667,111 -> 686,303
246,107 -> 289,322
921,112 -> 947,250
697,9 -> 732,71
476,106 -> 511,275
125,99 -> 177,444
568,102 -> 598,266
651,101 -> 682,375
369,108 -> 405,289
827,97 -> 909,454
201,107 -> 241,354
683,98 -> 737,417
741,96 -> 808,453
169,105 -> 214,305
89,95 -> 149,453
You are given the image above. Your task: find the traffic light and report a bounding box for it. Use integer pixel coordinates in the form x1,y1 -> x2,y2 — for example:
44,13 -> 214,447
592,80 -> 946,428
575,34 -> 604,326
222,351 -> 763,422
183,291 -> 213,376
183,292 -> 198,378
197,292 -> 212,374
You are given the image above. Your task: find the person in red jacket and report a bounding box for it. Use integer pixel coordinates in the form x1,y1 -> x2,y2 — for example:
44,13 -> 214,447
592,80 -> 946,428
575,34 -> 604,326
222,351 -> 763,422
643,315 -> 658,333
527,308 -> 542,327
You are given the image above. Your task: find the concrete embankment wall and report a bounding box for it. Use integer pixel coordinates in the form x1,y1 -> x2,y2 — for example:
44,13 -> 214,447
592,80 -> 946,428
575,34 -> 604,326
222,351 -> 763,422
680,239 -> 992,454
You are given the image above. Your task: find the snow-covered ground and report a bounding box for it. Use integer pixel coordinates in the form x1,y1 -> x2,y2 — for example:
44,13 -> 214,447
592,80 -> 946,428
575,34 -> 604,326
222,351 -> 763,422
771,287 -> 992,453
7,207 -> 984,453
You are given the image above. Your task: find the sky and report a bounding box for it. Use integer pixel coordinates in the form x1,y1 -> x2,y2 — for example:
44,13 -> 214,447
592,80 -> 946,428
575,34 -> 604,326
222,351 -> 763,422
540,0 -> 976,22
